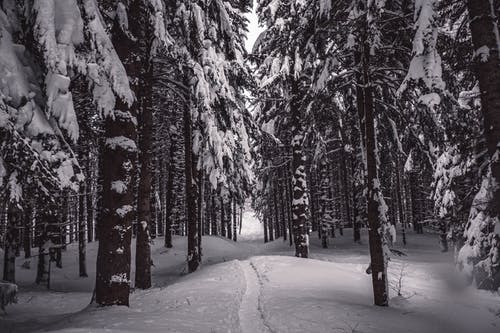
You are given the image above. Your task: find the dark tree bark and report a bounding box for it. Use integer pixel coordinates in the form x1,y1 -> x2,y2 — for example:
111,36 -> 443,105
185,99 -> 199,273
286,162 -> 294,246
273,178 -> 280,239
279,166 -> 287,241
93,0 -> 138,303
268,189 -> 275,242
232,199 -> 238,242
263,214 -> 269,243
221,196 -> 226,238
86,153 -> 94,243
395,155 -> 406,245
290,79 -> 309,258
197,169 -> 203,259
135,13 -> 154,288
211,191 -> 218,236
164,130 -> 176,248
78,180 -> 88,277
362,38 -> 388,306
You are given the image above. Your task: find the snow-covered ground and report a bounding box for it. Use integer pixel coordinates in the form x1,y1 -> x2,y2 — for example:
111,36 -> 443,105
1,215 -> 499,333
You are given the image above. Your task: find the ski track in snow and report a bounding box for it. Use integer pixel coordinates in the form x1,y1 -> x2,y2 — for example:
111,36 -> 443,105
238,260 -> 272,333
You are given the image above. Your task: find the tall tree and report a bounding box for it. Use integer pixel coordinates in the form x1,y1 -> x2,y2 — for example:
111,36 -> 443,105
457,0 -> 500,290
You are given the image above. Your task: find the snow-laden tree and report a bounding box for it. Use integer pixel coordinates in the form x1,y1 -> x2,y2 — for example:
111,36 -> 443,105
254,0 -> 320,258
0,0 -> 105,282
97,0 -> 172,292
93,0 -> 170,303
455,0 -> 500,290
399,0 -> 500,290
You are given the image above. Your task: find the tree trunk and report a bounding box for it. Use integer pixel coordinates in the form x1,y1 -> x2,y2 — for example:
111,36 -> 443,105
279,166 -> 287,241
197,169 -> 203,260
263,214 -> 269,243
233,199 -> 238,242
395,155 -> 406,245
95,107 -> 136,305
362,39 -> 389,306
185,99 -> 199,273
268,187 -> 275,242
273,178 -> 280,239
78,180 -> 88,277
164,132 -> 176,248
135,60 -> 153,290
86,152 -> 94,243
286,162 -> 294,246
211,192 -> 218,236
239,206 -> 243,235
290,79 -> 309,258
220,196 -> 224,237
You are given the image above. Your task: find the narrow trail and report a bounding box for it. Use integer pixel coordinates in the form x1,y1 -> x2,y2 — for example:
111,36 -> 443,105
238,260 -> 272,333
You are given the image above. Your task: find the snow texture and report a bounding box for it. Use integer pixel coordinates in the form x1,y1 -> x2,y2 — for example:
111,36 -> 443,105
1,226 -> 500,332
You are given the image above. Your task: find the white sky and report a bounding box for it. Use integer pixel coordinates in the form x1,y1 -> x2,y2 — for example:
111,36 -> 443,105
244,3 -> 265,53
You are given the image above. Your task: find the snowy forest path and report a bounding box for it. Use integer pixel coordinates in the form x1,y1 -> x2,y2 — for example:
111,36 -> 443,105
238,259 -> 273,333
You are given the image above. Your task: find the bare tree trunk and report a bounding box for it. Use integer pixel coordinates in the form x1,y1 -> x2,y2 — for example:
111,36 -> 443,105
263,214 -> 269,243
362,39 -> 388,306
78,179 -> 88,277
211,192 -> 218,236
135,59 -> 153,290
164,133 -> 176,248
239,206 -> 243,235
185,99 -> 199,273
197,169 -> 203,260
286,162 -> 294,246
268,187 -> 275,242
290,79 -> 309,258
279,166 -> 287,242
233,199 -> 238,242
395,155 -> 406,245
273,178 -> 280,239
221,196 -> 226,238
86,153 -> 94,243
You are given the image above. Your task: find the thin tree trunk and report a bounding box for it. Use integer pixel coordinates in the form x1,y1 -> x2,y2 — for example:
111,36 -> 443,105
211,192 -> 218,236
239,206 -> 243,235
279,166 -> 287,241
395,155 -> 406,245
268,190 -> 274,242
197,169 -> 203,260
86,150 -> 94,243
135,57 -> 153,290
221,196 -> 226,238
164,134 -> 176,248
263,214 -> 269,243
232,199 -> 237,242
78,179 -> 88,277
273,178 -> 280,239
286,162 -> 294,246
185,99 -> 199,273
